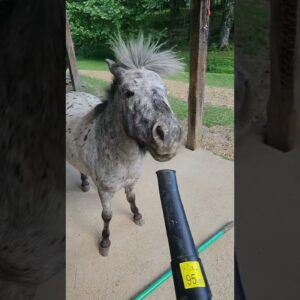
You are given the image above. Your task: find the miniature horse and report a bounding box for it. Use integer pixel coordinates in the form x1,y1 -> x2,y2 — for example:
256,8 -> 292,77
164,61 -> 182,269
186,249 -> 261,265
66,34 -> 184,255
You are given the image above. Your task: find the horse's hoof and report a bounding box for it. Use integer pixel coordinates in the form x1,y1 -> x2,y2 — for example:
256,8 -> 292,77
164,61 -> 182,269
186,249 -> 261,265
99,239 -> 111,256
99,246 -> 110,256
134,214 -> 145,226
81,184 -> 90,192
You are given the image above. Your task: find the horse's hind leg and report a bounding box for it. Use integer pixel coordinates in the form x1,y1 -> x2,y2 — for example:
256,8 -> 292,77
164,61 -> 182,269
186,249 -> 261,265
98,190 -> 113,256
125,185 -> 144,226
80,173 -> 90,192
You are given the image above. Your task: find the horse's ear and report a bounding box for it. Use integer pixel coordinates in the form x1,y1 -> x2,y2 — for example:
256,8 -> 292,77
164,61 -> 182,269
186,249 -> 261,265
105,59 -> 125,78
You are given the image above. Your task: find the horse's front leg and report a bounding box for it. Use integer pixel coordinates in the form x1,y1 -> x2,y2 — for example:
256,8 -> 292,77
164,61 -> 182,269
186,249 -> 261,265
125,185 -> 144,226
98,190 -> 113,256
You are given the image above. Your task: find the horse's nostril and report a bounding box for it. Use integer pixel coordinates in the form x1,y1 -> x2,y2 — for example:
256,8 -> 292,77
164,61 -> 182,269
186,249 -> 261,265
156,125 -> 165,141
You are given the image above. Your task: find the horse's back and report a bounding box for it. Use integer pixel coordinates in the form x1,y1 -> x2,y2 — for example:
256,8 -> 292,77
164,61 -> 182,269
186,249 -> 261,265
66,92 -> 101,175
66,91 -> 102,120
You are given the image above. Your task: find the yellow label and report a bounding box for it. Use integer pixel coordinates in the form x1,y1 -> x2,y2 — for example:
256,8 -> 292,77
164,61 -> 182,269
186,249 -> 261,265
179,261 -> 206,289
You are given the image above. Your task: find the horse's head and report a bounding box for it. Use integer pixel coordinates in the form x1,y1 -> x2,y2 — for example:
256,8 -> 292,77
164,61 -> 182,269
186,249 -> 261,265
106,60 -> 182,161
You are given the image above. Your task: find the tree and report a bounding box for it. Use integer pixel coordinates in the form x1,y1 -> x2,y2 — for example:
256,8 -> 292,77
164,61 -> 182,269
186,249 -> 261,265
169,0 -> 190,36
67,0 -> 167,53
219,0 -> 234,50
169,0 -> 180,30
67,0 -> 127,48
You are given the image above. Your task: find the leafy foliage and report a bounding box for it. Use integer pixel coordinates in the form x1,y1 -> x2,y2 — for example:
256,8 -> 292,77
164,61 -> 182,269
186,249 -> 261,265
203,104 -> 234,128
68,0 -> 234,76
67,0 -> 169,53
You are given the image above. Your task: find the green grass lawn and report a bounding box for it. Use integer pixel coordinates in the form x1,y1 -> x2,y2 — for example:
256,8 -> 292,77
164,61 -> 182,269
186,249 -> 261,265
166,72 -> 233,88
77,45 -> 234,88
206,49 -> 234,74
175,48 -> 234,74
168,96 -> 233,127
80,75 -> 109,97
80,75 -> 234,128
77,59 -> 108,71
78,58 -> 234,89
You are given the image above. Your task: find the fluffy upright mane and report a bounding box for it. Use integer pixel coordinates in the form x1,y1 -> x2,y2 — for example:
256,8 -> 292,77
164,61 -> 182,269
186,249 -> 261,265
109,33 -> 185,75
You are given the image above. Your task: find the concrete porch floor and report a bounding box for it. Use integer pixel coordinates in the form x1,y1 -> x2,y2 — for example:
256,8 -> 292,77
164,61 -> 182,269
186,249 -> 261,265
66,146 -> 234,300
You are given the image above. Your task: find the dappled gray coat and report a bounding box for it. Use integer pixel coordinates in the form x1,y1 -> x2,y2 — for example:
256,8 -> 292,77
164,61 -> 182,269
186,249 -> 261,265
66,34 -> 184,256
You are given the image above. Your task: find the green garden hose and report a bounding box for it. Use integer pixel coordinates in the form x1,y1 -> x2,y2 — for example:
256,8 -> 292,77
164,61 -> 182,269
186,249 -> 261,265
132,221 -> 234,300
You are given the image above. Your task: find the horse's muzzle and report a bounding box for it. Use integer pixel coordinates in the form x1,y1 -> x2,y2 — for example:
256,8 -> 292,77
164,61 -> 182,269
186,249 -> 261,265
150,117 -> 182,161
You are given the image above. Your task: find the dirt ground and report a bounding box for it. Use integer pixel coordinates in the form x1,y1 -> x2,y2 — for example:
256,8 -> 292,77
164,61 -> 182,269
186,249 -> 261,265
180,120 -> 234,160
202,126 -> 234,160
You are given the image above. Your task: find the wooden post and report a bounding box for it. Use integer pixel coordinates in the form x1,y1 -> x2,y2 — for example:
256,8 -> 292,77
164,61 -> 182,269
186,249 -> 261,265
66,16 -> 81,91
186,0 -> 209,150
266,0 -> 298,151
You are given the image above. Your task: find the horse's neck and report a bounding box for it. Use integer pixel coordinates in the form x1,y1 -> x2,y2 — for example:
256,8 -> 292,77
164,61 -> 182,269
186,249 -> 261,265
95,100 -> 143,161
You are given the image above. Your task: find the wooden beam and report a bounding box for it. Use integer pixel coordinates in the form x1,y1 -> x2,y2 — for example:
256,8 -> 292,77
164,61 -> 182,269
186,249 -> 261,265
186,0 -> 210,150
266,0 -> 298,151
66,16 -> 81,91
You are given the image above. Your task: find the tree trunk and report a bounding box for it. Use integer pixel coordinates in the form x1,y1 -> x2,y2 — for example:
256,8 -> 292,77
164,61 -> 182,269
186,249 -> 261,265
219,0 -> 234,50
169,0 -> 180,35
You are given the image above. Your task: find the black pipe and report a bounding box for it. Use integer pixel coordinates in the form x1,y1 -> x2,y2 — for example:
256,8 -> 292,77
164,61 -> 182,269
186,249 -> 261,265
156,169 -> 212,300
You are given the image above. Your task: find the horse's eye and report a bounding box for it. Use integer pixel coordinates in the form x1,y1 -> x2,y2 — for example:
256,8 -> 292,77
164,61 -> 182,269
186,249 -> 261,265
125,90 -> 134,98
